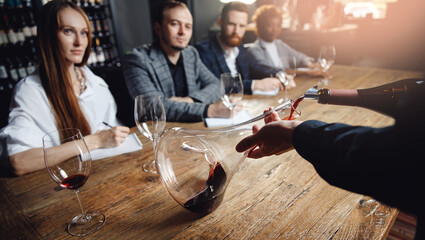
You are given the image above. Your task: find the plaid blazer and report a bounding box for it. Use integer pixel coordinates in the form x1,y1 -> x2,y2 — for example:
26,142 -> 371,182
123,43 -> 220,122
195,34 -> 279,94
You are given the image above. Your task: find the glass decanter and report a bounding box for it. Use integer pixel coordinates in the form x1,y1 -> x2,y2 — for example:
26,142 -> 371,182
155,100 -> 300,214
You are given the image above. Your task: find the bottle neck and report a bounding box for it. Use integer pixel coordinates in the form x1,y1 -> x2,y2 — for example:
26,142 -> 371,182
315,78 -> 425,119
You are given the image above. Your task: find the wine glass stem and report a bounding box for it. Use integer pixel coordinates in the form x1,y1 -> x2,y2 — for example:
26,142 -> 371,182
74,189 -> 86,215
230,106 -> 235,125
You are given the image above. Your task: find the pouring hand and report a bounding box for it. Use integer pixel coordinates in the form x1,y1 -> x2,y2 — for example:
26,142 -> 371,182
236,120 -> 302,159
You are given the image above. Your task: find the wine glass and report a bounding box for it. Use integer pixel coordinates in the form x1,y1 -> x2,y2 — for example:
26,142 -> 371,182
134,94 -> 166,174
43,128 -> 105,237
220,73 -> 244,125
318,45 -> 336,85
277,56 -> 296,104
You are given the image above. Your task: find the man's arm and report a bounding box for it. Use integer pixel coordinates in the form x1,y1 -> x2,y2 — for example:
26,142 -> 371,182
123,50 -> 208,122
293,120 -> 423,214
187,47 -> 221,104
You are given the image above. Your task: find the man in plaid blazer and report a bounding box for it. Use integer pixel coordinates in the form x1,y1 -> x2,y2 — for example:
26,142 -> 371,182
123,1 -> 238,122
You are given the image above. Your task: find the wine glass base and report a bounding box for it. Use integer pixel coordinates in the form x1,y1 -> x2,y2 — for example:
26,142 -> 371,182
318,78 -> 329,86
67,212 -> 106,237
143,160 -> 157,174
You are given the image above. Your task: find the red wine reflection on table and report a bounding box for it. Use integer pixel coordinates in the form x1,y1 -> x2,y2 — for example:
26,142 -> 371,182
60,174 -> 89,190
183,163 -> 227,214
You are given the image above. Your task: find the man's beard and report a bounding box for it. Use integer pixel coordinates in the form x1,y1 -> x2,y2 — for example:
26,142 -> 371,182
171,45 -> 185,51
222,33 -> 242,47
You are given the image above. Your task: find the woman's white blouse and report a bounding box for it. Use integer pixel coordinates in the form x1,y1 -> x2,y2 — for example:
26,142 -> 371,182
0,66 -> 120,156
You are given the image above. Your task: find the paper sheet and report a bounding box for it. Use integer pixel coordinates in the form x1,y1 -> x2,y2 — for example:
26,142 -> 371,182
252,87 -> 279,96
204,110 -> 252,128
90,133 -> 143,160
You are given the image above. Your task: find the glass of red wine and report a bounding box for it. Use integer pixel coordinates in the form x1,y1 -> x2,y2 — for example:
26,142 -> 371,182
43,128 -> 105,237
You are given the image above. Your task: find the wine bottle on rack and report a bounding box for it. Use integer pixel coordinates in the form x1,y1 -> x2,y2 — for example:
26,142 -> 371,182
92,8 -> 102,37
15,56 -> 27,79
303,78 -> 425,121
5,57 -> 19,83
24,55 -> 35,75
99,8 -> 109,34
0,56 -> 9,84
94,37 -> 105,66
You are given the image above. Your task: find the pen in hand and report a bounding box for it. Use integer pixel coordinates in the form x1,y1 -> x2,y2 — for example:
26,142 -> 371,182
103,122 -> 114,128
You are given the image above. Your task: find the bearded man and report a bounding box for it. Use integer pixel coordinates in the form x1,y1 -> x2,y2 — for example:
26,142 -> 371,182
195,1 -> 292,95
123,1 -> 239,122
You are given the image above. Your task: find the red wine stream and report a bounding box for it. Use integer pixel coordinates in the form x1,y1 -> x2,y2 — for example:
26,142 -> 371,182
183,163 -> 227,214
286,97 -> 303,120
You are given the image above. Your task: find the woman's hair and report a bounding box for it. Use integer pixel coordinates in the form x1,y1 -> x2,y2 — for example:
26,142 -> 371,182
252,5 -> 282,37
37,0 -> 92,136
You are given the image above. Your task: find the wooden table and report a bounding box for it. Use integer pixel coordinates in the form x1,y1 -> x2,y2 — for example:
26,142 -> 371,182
1,65 -> 423,239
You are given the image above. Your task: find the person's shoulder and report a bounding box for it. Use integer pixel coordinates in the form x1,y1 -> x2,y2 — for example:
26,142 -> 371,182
195,36 -> 215,52
183,45 -> 199,56
275,39 -> 291,48
129,44 -> 151,56
11,72 -> 46,102
80,66 -> 108,88
14,73 -> 43,94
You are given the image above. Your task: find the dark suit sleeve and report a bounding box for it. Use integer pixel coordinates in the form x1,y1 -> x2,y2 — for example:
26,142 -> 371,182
245,49 -> 279,79
195,43 -> 219,78
123,50 -> 208,122
292,120 -> 424,215
187,47 -> 221,104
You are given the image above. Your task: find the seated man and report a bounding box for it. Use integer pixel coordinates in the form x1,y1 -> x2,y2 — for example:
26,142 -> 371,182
195,2 -> 293,95
249,5 -> 327,78
123,1 -> 238,122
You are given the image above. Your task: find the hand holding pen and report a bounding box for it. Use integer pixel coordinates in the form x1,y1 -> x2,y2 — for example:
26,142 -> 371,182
84,122 -> 130,150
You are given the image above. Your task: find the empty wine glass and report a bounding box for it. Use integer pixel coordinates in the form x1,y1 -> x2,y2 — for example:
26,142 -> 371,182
134,94 -> 166,174
318,45 -> 336,85
43,128 -> 105,237
277,56 -> 296,104
220,73 -> 243,125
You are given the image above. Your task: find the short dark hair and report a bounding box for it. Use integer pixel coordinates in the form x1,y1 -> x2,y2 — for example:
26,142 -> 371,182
155,0 -> 188,25
252,5 -> 282,36
220,1 -> 249,22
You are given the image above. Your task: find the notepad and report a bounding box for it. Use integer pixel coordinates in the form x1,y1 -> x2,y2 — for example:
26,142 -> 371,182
90,133 -> 143,160
204,110 -> 252,128
252,87 -> 279,96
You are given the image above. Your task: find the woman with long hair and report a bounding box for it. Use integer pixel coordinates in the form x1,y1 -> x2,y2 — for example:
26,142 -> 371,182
0,0 -> 129,176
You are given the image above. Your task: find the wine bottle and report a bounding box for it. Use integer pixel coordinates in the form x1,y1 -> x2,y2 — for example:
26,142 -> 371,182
0,56 -> 8,82
5,57 -> 19,82
303,78 -> 425,119
94,37 -> 105,66
15,56 -> 27,78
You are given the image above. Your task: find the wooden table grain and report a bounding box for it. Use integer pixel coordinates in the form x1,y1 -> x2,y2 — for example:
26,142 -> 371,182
1,65 -> 423,239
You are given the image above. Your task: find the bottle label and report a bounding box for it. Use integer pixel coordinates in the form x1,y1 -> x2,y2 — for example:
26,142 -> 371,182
23,27 -> 32,38
7,31 -> 18,45
1,32 -> 8,44
0,65 -> 8,79
10,69 -> 19,81
31,26 -> 37,37
96,51 -> 105,63
17,32 -> 25,43
18,67 -> 27,78
26,65 -> 36,75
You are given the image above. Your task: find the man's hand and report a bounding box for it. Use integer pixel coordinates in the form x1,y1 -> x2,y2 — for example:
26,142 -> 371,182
236,120 -> 302,159
169,96 -> 194,103
252,78 -> 284,92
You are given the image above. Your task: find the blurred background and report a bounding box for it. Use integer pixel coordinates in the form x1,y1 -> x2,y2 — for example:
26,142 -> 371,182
1,0 -> 425,128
